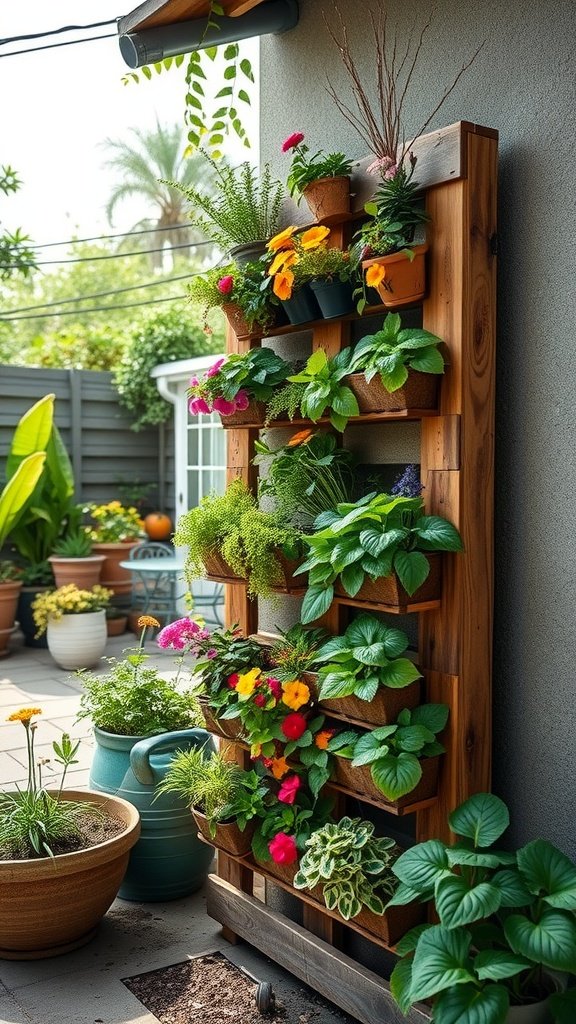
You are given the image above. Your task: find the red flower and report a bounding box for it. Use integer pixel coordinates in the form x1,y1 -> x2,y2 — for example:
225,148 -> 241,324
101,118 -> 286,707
278,774 -> 301,804
262,756 -> 274,768
267,676 -> 282,700
254,693 -> 266,707
268,832 -> 298,865
281,131 -> 305,153
281,712 -> 307,741
227,673 -> 239,688
217,274 -> 234,295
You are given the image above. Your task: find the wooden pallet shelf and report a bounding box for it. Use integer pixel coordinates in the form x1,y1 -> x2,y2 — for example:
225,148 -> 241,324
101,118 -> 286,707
221,407 -> 441,429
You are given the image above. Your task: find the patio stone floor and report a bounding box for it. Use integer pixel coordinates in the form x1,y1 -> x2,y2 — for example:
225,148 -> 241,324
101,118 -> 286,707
0,629 -> 352,1024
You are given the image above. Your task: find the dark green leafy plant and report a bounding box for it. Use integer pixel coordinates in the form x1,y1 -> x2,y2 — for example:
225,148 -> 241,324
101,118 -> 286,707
314,613 -> 421,700
297,490 -> 462,623
52,531 -> 93,558
389,792 -> 576,1023
349,313 -> 445,392
288,348 -> 358,431
284,135 -> 353,200
251,789 -> 333,864
328,703 -> 448,801
188,347 -> 290,414
0,560 -> 21,583
293,816 -> 398,919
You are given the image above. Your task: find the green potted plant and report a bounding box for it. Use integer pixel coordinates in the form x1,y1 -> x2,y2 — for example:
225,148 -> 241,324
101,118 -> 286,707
312,613 -> 422,724
86,501 -> 145,595
267,623 -> 328,689
32,582 -> 112,670
158,748 -> 269,857
188,261 -> 282,339
48,527 -> 105,590
282,131 -> 353,220
346,312 -> 446,412
0,561 -> 23,659
79,615 -> 213,901
293,816 -> 423,944
175,154 -> 284,264
389,792 -> 576,1024
328,703 -> 449,809
266,224 -> 336,324
301,245 -> 357,318
187,348 -> 291,427
287,348 -> 359,432
175,478 -> 304,599
251,787 -> 334,885
0,707 -> 140,959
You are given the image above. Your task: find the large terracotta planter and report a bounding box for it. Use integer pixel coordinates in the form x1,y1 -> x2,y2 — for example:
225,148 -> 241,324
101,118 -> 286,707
345,369 -> 439,413
47,609 -> 107,670
0,789 -> 140,959
192,809 -> 255,857
362,243 -> 428,308
333,754 -> 440,810
48,555 -> 105,590
335,552 -> 442,608
302,175 -> 351,221
0,580 -> 23,658
92,541 -> 140,595
318,677 -> 421,726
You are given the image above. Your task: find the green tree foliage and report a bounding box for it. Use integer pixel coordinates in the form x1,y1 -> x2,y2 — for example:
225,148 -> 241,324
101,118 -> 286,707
0,164 -> 36,283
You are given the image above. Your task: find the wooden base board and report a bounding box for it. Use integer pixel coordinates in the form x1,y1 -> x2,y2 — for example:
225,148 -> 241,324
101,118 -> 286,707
206,875 -> 431,1024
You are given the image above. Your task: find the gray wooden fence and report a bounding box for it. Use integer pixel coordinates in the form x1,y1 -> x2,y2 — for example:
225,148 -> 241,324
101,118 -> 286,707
0,364 -> 174,512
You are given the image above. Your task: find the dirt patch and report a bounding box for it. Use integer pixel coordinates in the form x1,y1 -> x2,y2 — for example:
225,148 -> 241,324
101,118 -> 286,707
123,952 -> 287,1024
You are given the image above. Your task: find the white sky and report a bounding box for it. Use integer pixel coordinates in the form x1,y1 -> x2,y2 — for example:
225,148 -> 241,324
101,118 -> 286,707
0,2 -> 259,254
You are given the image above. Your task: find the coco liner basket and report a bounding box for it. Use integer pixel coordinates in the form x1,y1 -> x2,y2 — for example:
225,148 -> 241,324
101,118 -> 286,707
199,699 -> 244,741
333,754 -> 440,810
319,677 -> 421,726
221,302 -> 260,341
345,369 -> 439,413
202,549 -> 305,595
192,810 -> 255,857
218,399 -> 267,428
335,552 -> 442,607
362,243 -> 428,308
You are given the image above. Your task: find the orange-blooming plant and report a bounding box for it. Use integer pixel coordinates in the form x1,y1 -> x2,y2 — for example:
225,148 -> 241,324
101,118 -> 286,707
266,225 -> 332,300
220,670 -> 314,758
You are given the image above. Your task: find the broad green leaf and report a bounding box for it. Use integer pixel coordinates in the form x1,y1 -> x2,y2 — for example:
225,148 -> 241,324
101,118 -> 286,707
390,957 -> 414,1014
397,327 -> 442,349
490,868 -> 533,907
446,848 -> 517,870
473,949 -> 532,981
393,840 -> 452,893
395,923 -> 432,956
306,348 -> 328,374
6,393 -> 53,476
339,562 -> 365,597
504,910 -> 576,972
386,881 -> 424,907
379,362 -> 409,392
332,387 -> 360,417
371,752 -> 422,800
435,875 -> 502,928
395,724 -> 435,752
351,641 -> 390,666
410,703 -> 450,734
433,982 -> 509,1024
393,549 -> 430,596
549,988 -> 576,1024
409,346 -> 446,375
414,515 -> 463,552
0,453 -> 46,547
301,584 -> 334,624
517,839 -> 576,909
354,676 -> 380,702
449,793 -> 510,848
409,925 -> 474,1001
380,658 -> 421,688
318,673 -> 357,700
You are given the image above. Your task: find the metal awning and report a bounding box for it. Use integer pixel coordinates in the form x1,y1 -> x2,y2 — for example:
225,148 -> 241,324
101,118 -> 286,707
118,0 -> 273,35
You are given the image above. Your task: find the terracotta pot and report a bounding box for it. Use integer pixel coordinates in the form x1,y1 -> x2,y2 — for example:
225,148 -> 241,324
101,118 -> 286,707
333,754 -> 440,809
106,615 -> 128,637
345,370 -> 439,413
47,610 -> 107,670
192,809 -> 255,857
0,580 -> 23,658
319,678 -> 421,726
221,302 -> 260,341
92,541 -> 141,595
0,789 -> 140,959
362,243 -> 428,308
202,548 -> 304,594
199,699 -> 244,742
218,398 -> 267,428
352,900 -> 426,946
48,555 -> 105,590
302,175 -> 351,221
335,552 -> 442,608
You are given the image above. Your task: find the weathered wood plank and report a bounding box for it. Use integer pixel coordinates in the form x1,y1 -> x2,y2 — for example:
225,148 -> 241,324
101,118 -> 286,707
207,876 -> 431,1024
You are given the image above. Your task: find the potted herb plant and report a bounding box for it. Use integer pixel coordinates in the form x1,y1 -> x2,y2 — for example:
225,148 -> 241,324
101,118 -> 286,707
187,348 -> 291,427
267,623 -> 328,690
158,748 -> 269,857
79,616 -> 213,901
0,708 -> 140,959
328,703 -> 449,810
32,583 -> 112,670
48,529 -> 105,589
389,792 -> 576,1024
282,131 -> 353,220
86,501 -> 145,595
293,816 -> 423,945
312,613 -> 421,725
287,348 -> 359,432
346,312 -> 445,412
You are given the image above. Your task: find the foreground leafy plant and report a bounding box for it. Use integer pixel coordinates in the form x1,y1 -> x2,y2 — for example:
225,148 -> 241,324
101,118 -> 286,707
389,792 -> 576,1023
288,348 -> 358,431
349,313 -> 445,391
282,132 -> 353,201
313,613 -> 421,700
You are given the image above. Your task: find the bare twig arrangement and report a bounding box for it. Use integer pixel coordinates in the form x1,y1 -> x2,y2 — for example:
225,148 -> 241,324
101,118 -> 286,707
323,4 -> 484,167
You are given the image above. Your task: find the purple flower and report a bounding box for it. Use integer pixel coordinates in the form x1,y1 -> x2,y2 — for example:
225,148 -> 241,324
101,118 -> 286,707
205,648 -> 217,659
213,396 -> 237,416
206,357 -> 226,378
234,389 -> 250,411
391,464 -> 423,498
157,617 -> 205,651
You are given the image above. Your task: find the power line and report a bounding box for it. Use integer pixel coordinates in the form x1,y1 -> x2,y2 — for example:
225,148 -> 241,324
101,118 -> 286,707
1,239 -> 212,269
22,223 -> 193,251
0,34 -> 117,60
1,273 -> 194,315
0,19 -> 118,46
0,294 -> 190,322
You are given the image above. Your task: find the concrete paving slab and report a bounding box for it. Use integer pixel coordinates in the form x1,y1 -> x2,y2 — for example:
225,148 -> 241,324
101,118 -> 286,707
4,678 -> 82,701
0,687 -> 30,708
0,751 -> 25,786
0,720 -> 67,751
42,715 -> 91,738
0,991 -> 31,1023
10,972 -> 161,1024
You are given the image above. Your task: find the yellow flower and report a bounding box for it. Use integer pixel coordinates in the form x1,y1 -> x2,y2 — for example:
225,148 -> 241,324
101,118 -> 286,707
7,707 -> 42,723
138,615 -> 161,628
267,249 -> 297,276
282,680 -> 311,711
267,225 -> 297,251
273,269 -> 295,300
236,667 -> 261,697
365,263 -> 386,289
299,225 -> 330,250
270,755 -> 290,780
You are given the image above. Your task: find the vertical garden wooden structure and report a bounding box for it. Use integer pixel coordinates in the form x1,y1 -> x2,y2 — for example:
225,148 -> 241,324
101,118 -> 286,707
206,120 -> 498,1023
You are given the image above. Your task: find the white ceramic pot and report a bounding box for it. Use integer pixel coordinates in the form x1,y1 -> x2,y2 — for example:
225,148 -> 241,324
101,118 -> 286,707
47,610 -> 107,670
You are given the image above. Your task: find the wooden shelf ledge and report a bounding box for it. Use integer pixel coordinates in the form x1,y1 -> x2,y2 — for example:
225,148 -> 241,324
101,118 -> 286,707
221,407 -> 439,429
334,595 -> 442,615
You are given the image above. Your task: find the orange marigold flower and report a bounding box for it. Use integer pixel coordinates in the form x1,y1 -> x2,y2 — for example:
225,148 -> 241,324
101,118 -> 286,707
287,428 -> 313,447
7,707 -> 42,723
365,263 -> 386,289
270,755 -> 290,780
282,679 -> 311,711
273,269 -> 295,301
267,249 -> 297,276
299,225 -> 330,250
267,225 -> 297,251
315,730 -> 334,750
138,615 -> 161,628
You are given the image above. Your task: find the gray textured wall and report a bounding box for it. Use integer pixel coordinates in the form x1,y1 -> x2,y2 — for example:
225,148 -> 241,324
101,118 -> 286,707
260,0 -> 576,854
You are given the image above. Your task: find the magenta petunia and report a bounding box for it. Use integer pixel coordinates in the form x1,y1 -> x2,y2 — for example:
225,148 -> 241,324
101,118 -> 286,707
189,397 -> 211,415
157,617 -> 204,651
281,131 -> 305,153
268,832 -> 298,865
278,774 -> 301,805
267,677 -> 282,700
213,396 -> 237,416
217,275 -> 234,295
206,357 -> 226,378
189,375 -> 199,387
234,389 -> 250,411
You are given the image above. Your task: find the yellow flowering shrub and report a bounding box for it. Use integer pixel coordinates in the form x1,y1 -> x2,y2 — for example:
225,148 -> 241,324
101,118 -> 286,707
85,501 -> 144,542
32,583 -> 112,636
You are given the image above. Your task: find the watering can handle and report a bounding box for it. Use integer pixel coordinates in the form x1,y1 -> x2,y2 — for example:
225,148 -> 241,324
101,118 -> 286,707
130,728 -> 214,786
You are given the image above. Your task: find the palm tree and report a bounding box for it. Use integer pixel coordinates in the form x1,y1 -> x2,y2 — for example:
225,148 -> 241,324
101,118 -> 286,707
102,121 -> 213,268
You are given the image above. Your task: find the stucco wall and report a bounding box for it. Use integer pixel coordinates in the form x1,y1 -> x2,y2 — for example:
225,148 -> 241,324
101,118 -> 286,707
259,0 -> 576,854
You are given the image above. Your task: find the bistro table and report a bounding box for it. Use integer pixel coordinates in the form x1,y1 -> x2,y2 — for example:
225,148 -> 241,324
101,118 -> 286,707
120,556 -> 224,626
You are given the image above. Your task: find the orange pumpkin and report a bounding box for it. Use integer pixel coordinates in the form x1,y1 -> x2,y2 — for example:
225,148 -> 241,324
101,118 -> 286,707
144,512 -> 173,541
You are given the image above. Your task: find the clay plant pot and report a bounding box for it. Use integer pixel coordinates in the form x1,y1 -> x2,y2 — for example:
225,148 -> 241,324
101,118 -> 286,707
333,754 -> 440,810
106,614 -> 128,637
91,541 -> 141,596
202,549 -> 246,584
319,678 -> 421,726
345,370 -> 439,413
199,699 -> 244,742
229,239 -> 268,266
362,243 -> 428,308
309,278 -> 355,319
0,580 -> 23,658
280,284 -> 322,325
48,555 -> 105,590
302,175 -> 351,221
218,399 -> 267,428
335,552 -> 442,608
221,302 -> 260,341
0,789 -> 140,960
192,809 -> 255,857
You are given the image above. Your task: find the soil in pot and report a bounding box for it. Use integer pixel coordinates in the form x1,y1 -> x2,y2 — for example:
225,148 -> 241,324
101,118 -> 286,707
0,805 -> 125,861
303,174 -> 351,221
346,369 -> 439,413
280,283 -> 322,325
362,243 -> 428,308
335,552 -> 442,607
310,278 -> 355,318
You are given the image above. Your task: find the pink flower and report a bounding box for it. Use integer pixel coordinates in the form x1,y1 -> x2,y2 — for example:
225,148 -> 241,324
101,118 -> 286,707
282,131 -> 304,153
384,163 -> 398,180
213,396 -> 237,416
205,648 -> 217,659
234,389 -> 250,412
268,832 -> 298,865
206,357 -> 226,378
254,693 -> 266,707
156,617 -> 203,651
189,375 -> 199,387
278,775 -> 301,805
217,275 -> 234,295
267,677 -> 282,700
189,397 -> 211,415
366,155 -> 396,176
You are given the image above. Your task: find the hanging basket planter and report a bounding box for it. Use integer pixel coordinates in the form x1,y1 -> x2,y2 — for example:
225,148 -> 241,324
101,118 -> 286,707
362,243 -> 428,308
221,302 -> 260,341
345,369 -> 439,413
198,699 -> 244,742
309,278 -> 355,319
202,549 -> 246,583
302,175 -> 351,222
319,678 -> 421,726
192,810 -> 255,857
202,549 -> 305,594
335,552 -> 442,608
269,553 -> 306,594
333,754 -> 440,810
218,399 -> 267,429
